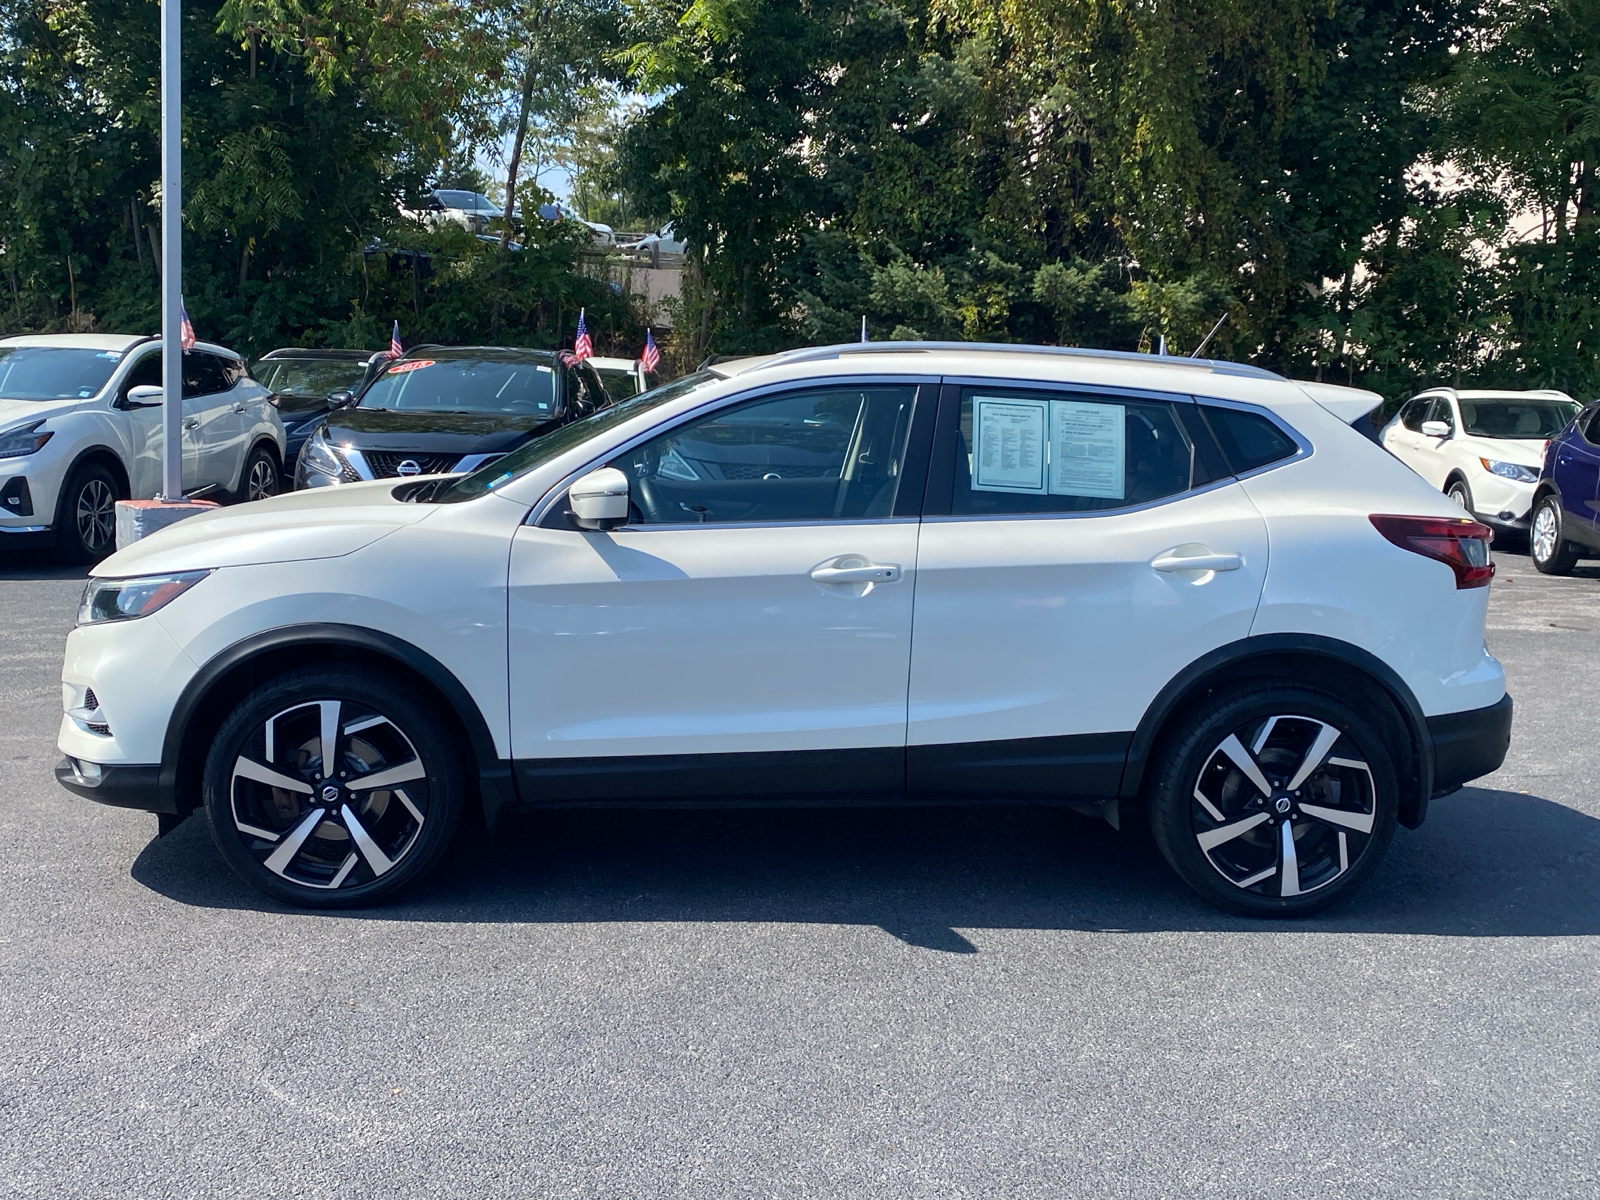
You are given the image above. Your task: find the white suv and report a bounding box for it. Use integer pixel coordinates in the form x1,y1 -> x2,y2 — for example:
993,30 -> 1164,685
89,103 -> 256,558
0,334 -> 286,561
54,344 -> 1512,915
1381,387 -> 1580,538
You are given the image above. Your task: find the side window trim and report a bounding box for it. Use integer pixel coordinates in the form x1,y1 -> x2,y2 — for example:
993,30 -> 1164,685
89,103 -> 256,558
529,375 -> 942,529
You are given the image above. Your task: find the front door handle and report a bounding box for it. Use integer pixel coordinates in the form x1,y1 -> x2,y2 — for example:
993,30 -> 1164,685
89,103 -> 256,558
810,562 -> 900,584
233,403 -> 247,414
183,417 -> 200,430
1151,549 -> 1242,573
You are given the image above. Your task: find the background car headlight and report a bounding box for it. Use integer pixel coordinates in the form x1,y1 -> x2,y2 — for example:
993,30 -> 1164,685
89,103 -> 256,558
78,570 -> 211,625
0,420 -> 53,459
300,430 -> 346,478
1479,458 -> 1538,483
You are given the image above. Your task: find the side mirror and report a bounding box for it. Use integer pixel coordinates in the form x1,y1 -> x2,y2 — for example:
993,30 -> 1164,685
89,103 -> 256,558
124,384 -> 165,409
326,390 -> 356,409
1420,420 -> 1450,438
568,467 -> 630,531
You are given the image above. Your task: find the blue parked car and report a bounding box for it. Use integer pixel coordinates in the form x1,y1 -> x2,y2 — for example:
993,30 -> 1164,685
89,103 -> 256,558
1531,398 -> 1600,574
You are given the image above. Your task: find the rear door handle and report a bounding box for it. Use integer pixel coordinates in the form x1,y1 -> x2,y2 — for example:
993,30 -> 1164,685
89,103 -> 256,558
1151,550 -> 1242,573
810,563 -> 900,584
233,404 -> 247,414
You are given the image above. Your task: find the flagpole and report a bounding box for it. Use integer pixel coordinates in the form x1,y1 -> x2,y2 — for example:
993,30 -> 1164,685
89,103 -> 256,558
159,0 -> 183,501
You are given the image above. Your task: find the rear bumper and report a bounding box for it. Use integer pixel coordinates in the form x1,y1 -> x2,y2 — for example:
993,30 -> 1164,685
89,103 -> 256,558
1429,692 -> 1513,797
55,758 -> 172,813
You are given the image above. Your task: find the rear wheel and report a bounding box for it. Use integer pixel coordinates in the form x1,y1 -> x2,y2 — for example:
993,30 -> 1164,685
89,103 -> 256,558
202,668 -> 465,907
53,461 -> 121,564
1148,685 -> 1399,916
1531,494 -> 1580,575
236,443 -> 280,503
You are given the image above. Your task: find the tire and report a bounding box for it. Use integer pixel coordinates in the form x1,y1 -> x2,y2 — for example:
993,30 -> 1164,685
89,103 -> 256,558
236,443 -> 281,504
1446,477 -> 1473,514
1531,493 -> 1580,575
202,667 -> 465,908
1147,684 -> 1399,917
53,460 -> 122,564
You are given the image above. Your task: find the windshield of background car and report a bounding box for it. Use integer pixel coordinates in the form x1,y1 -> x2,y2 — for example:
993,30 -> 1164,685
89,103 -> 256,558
0,346 -> 124,400
1459,398 -> 1580,439
360,357 -> 557,416
595,368 -> 641,400
252,358 -> 367,398
435,371 -> 718,503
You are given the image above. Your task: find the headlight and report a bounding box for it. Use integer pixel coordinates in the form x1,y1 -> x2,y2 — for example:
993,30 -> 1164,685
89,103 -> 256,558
0,420 -> 52,459
1479,458 -> 1538,483
300,429 -> 346,479
78,570 -> 211,625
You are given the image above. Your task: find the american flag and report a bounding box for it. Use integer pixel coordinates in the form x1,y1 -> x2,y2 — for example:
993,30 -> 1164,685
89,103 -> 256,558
573,308 -> 593,362
179,300 -> 196,352
389,320 -> 403,358
641,328 -> 660,374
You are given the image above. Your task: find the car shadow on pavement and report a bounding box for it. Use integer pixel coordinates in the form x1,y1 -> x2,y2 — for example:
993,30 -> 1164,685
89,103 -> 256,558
130,786 -> 1600,947
0,550 -> 85,581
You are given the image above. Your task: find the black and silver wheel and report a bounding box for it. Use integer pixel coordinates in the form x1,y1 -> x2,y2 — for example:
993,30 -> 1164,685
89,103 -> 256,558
1531,494 -> 1579,575
203,669 -> 463,907
1149,686 -> 1398,916
1446,478 -> 1473,514
238,443 -> 281,503
54,461 -> 121,564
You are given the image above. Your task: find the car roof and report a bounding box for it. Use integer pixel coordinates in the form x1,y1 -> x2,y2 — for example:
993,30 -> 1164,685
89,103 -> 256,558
396,345 -> 564,364
1412,387 -> 1577,403
0,332 -> 151,352
258,347 -> 377,362
587,357 -> 637,371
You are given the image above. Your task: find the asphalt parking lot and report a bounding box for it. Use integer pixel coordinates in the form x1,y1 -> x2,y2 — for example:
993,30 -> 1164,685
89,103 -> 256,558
2,548 -> 1597,1198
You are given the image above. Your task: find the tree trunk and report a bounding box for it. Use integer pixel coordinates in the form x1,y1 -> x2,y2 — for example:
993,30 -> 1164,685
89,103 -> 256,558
499,57 -> 537,259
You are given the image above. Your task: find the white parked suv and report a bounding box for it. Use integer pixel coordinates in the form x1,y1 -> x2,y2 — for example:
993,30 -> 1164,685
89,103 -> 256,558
1381,387 -> 1580,537
55,343 -> 1512,915
0,334 -> 286,561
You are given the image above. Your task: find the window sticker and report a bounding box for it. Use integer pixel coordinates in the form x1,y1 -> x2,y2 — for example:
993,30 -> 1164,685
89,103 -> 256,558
1049,399 -> 1124,499
536,365 -> 554,373
388,359 -> 434,375
96,351 -> 122,360
973,396 -> 1048,493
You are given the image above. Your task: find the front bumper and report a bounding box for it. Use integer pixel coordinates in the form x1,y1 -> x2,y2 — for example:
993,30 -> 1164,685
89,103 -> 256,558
1429,692 -> 1513,796
55,757 -> 171,812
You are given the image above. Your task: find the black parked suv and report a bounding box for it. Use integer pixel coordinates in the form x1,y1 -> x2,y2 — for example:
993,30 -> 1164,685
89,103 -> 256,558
293,345 -> 611,489
252,348 -> 387,480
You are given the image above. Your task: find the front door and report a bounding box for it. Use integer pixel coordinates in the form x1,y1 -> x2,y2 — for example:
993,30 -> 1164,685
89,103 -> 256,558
508,381 -> 931,802
1553,408 -> 1600,544
181,351 -> 243,491
113,350 -> 165,497
906,383 -> 1270,801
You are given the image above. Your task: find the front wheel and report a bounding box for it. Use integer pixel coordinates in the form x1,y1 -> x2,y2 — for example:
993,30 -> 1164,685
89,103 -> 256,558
202,668 -> 464,907
1531,494 -> 1580,575
53,461 -> 122,564
1147,685 -> 1399,916
1446,478 -> 1473,514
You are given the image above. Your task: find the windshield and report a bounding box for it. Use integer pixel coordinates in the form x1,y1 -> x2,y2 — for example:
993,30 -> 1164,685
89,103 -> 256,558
594,367 -> 641,400
436,371 -> 718,503
1460,398 -> 1579,439
0,346 -> 125,401
253,358 -> 367,398
361,357 -> 557,416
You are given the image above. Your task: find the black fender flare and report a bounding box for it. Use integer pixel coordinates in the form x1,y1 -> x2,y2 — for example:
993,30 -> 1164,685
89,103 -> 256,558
159,622 -> 512,814
1118,632 -> 1434,826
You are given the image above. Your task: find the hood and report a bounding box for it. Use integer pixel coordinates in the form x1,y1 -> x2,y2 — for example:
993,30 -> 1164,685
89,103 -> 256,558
1455,433 -> 1547,465
273,395 -> 337,424
322,407 -> 553,454
0,396 -> 79,428
94,480 -> 434,575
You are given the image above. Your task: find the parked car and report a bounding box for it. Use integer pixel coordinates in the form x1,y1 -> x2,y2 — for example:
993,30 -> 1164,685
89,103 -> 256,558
635,222 -> 685,258
403,189 -> 504,236
587,355 -> 648,401
251,348 -> 386,482
294,345 -> 611,488
0,333 -> 284,562
57,342 -> 1510,914
1526,399 -> 1600,574
1381,387 -> 1579,539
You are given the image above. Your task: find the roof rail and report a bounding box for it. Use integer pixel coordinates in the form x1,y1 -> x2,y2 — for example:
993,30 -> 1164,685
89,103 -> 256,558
735,341 -> 1285,381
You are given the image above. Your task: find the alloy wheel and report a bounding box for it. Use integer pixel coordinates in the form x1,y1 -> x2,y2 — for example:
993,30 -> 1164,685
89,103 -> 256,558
1190,714 -> 1377,899
75,477 -> 116,553
1532,502 -> 1559,563
246,456 -> 279,502
1447,483 -> 1469,510
227,698 -> 430,892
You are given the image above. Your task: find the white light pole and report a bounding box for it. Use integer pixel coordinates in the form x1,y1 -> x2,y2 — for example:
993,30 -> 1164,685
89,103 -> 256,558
159,0 -> 182,501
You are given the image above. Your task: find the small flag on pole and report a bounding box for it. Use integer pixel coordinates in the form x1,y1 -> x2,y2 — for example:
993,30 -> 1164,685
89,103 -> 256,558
641,328 -> 660,374
179,300 -> 196,352
389,320 -> 403,358
860,315 -> 869,343
573,308 -> 593,362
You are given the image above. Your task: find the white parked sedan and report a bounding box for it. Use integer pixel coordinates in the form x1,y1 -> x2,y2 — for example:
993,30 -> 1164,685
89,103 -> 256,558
56,343 -> 1511,915
0,334 -> 286,561
1381,387 -> 1580,537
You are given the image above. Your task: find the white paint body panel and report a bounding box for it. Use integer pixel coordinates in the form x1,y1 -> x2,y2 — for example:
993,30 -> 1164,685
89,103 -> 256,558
509,521 -> 919,757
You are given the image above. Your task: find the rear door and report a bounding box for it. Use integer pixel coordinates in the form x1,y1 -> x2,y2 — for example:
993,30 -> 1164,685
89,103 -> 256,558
905,382 -> 1272,802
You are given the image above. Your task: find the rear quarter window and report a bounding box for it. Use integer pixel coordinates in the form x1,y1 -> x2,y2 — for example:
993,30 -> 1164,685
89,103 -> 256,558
1201,405 -> 1299,475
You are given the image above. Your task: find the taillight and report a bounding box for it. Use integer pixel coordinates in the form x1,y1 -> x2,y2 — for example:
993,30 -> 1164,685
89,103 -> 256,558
1369,514 -> 1495,589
